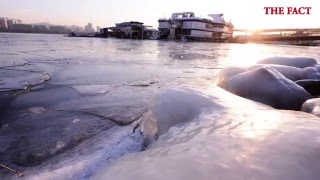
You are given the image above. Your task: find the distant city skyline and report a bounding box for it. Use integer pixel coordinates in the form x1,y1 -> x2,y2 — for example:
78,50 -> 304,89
0,0 -> 319,30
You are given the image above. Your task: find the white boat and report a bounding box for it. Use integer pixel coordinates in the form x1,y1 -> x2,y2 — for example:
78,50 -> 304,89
158,12 -> 233,42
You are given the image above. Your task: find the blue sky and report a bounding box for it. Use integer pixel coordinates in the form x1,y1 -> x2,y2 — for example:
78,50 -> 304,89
0,0 -> 319,29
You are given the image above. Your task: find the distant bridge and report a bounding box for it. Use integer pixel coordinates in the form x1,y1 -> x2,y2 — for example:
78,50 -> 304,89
232,28 -> 320,45
232,35 -> 320,43
234,28 -> 320,33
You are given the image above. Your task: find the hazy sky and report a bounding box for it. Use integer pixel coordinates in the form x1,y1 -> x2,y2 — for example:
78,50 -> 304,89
0,0 -> 319,29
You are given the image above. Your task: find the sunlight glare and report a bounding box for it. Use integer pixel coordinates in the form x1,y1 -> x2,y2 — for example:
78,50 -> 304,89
227,44 -> 268,67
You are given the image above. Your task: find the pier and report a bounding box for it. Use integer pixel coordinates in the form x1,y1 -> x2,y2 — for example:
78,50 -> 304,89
232,28 -> 320,45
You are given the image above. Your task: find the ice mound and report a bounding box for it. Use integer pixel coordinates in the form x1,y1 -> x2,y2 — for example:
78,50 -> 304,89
94,84 -> 320,180
140,87 -> 223,144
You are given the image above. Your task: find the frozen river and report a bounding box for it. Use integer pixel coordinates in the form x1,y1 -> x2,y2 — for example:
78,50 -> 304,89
1,33 -> 320,179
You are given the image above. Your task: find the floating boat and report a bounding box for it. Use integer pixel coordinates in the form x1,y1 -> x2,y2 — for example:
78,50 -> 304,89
105,21 -> 160,40
158,12 -> 233,42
